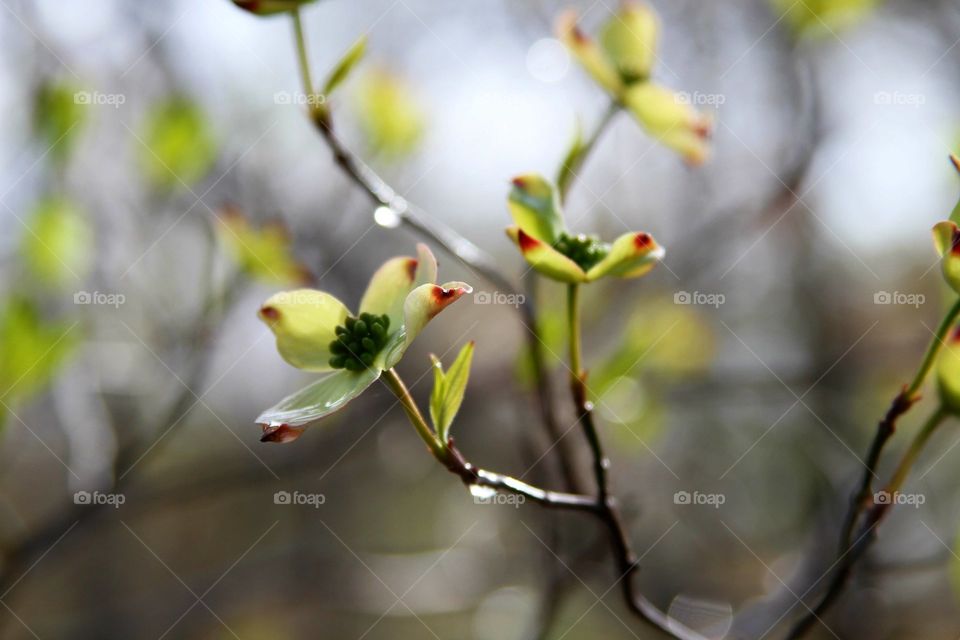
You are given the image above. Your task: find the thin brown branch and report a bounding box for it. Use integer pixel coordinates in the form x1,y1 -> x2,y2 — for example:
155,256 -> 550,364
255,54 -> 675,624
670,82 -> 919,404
309,109 -> 582,494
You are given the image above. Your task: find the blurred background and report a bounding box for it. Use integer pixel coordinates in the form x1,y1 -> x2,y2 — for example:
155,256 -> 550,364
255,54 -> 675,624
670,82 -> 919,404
2,0 -> 960,638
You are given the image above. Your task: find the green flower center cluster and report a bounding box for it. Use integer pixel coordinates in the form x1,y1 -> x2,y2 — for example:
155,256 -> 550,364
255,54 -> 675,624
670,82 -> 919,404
329,313 -> 391,371
553,232 -> 609,271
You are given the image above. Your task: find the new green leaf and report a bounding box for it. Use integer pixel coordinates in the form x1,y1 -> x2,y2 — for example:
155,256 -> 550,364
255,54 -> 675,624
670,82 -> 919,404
323,37 -> 367,95
429,341 -> 474,444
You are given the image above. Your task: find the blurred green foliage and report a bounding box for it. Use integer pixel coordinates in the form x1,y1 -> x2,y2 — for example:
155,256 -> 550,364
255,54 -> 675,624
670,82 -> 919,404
33,79 -> 87,163
22,197 -> 92,287
139,97 -> 216,191
217,206 -> 312,285
0,296 -> 78,428
771,0 -> 880,37
356,67 -> 424,158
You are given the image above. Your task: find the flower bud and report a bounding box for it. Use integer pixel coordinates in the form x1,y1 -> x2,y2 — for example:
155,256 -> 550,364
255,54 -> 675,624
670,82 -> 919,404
600,2 -> 659,84
231,0 -> 315,16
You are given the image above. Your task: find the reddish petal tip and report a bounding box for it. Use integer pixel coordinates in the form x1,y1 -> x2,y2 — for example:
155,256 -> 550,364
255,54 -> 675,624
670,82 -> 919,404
951,154 -> 960,174
260,423 -> 304,443
634,232 -> 653,249
259,305 -> 280,322
511,177 -> 528,189
406,258 -> 418,281
517,229 -> 540,253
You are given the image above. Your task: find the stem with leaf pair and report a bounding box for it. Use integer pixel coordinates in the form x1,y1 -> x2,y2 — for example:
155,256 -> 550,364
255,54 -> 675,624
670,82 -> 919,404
379,368 -> 597,512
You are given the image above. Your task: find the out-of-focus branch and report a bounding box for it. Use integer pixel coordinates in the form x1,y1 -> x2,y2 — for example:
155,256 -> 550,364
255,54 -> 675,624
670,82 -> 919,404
786,405 -> 950,639
565,284 -> 707,640
0,266 -> 245,611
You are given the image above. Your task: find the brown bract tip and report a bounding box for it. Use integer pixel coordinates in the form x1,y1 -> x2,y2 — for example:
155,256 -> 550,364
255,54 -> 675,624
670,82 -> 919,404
571,25 -> 589,44
951,154 -> 960,175
221,203 -> 245,220
260,423 -> 304,443
295,265 -> 316,286
951,227 -> 960,256
431,285 -> 459,302
428,284 -> 468,318
259,305 -> 280,322
951,325 -> 960,343
511,176 -> 527,190
406,258 -> 418,281
634,232 -> 653,249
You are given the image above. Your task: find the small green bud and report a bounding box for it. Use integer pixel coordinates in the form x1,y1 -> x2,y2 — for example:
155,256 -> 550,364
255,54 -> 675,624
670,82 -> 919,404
600,2 -> 659,84
327,312 -> 395,371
